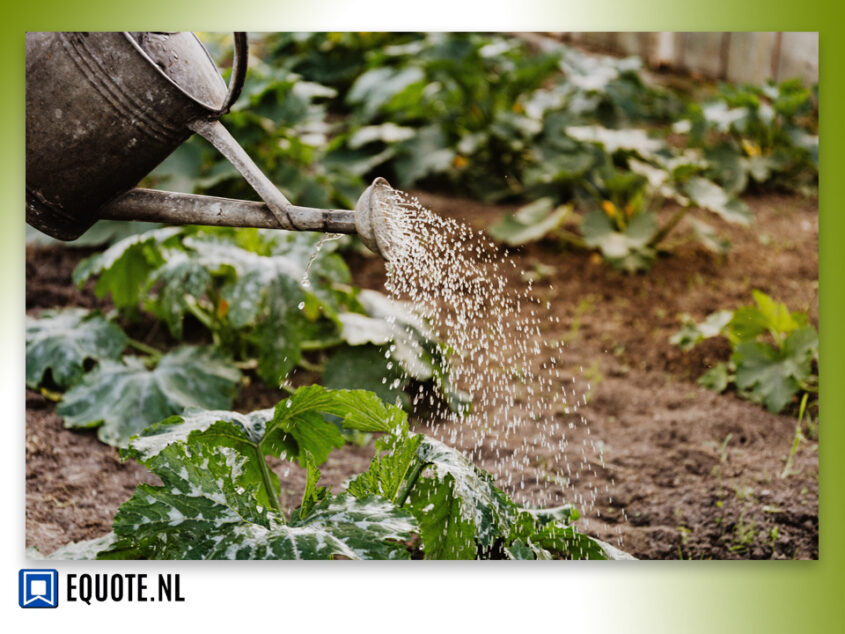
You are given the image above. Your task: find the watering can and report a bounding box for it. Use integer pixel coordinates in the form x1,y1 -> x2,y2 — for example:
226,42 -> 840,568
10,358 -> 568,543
25,32 -> 394,258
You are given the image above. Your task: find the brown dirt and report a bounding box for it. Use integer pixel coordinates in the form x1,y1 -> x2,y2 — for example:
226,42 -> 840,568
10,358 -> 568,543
25,190 -> 818,559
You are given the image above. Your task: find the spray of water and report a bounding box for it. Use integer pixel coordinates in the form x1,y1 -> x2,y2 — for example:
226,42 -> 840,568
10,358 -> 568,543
373,185 -> 608,523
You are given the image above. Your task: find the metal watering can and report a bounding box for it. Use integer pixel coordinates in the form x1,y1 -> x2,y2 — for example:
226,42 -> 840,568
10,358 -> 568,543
25,32 -> 394,258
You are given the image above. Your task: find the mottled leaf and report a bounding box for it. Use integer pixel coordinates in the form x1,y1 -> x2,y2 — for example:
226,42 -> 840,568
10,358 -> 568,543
107,422 -> 416,559
73,227 -> 182,310
684,177 -> 752,226
488,200 -> 572,246
26,309 -> 127,389
565,125 -> 663,157
30,533 -> 117,560
144,252 -> 214,338
409,437 -> 515,558
57,346 -> 241,447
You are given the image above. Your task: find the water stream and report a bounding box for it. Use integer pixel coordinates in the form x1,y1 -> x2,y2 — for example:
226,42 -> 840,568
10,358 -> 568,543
373,184 -> 610,527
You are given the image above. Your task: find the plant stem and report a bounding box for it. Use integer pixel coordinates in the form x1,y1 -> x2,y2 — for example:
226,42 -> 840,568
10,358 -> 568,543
649,206 -> 692,247
554,229 -> 588,250
781,393 -> 808,479
182,295 -> 220,345
256,441 -> 283,515
300,338 -> 344,351
395,461 -> 428,508
126,338 -> 163,361
297,357 -> 325,373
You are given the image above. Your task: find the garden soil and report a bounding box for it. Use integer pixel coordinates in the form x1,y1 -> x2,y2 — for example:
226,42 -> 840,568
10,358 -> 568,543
26,191 -> 818,559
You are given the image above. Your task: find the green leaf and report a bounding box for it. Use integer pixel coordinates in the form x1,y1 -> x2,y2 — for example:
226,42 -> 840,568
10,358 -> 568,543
347,423 -> 424,502
488,199 -> 572,246
625,211 -> 659,247
684,177 -> 752,225
698,362 -> 730,393
73,228 -> 182,310
57,346 -> 242,447
782,324 -> 819,361
272,385 -> 407,435
392,126 -> 455,185
30,533 -> 118,560
108,422 -> 416,559
322,345 -> 409,408
297,454 -> 329,520
565,125 -> 663,157
347,66 -> 426,118
263,385 -> 408,468
670,310 -> 733,350
26,309 -> 128,389
732,329 -> 816,413
727,290 -> 805,345
688,218 -> 731,255
408,475 -> 477,559
144,252 -> 214,338
582,211 -> 658,272
408,437 -> 515,558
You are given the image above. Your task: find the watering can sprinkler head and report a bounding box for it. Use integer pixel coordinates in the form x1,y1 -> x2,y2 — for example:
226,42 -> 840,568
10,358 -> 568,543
354,177 -> 395,260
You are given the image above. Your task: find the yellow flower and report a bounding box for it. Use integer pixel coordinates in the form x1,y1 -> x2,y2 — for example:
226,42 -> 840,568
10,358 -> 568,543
624,203 -> 634,218
602,200 -> 617,218
512,102 -> 525,114
452,155 -> 468,169
741,138 -> 762,157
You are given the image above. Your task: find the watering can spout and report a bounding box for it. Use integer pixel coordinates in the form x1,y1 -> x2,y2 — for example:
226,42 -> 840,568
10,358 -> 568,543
25,32 -> 394,259
99,175 -> 395,259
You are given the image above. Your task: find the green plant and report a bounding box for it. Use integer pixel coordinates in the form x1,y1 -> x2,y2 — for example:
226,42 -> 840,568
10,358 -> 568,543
162,33 -> 816,274
70,225 -> 462,406
679,80 -> 818,194
26,306 -> 243,446
27,224 -> 465,446
671,290 -> 818,414
38,387 -> 626,560
152,33 -> 815,274
26,308 -> 128,390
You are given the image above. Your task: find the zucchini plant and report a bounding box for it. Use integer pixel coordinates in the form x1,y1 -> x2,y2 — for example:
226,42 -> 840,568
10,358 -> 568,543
39,386 -> 628,560
27,224 -> 465,446
671,290 -> 818,414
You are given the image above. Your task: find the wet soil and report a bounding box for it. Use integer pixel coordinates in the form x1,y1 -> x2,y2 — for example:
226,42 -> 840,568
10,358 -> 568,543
25,191 -> 818,559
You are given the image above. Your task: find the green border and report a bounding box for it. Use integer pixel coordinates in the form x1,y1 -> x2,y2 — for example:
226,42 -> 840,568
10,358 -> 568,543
5,2 -> 842,631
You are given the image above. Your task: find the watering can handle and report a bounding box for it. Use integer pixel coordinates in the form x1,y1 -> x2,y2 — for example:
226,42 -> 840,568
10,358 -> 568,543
221,32 -> 249,114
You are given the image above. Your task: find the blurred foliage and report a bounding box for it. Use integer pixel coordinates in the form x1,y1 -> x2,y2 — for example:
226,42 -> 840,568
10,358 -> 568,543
671,290 -> 818,415
67,225 -> 462,415
146,32 -> 817,273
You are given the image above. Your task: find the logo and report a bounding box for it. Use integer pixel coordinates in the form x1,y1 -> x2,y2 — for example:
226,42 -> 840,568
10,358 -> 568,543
19,569 -> 58,608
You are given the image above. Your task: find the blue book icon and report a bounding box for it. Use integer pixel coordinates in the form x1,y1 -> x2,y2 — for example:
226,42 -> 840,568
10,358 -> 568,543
19,569 -> 58,608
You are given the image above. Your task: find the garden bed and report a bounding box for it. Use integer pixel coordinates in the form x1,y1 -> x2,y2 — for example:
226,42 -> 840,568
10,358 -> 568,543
26,188 -> 818,559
